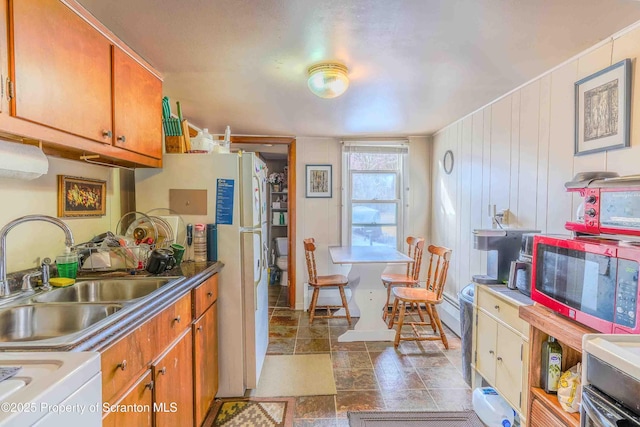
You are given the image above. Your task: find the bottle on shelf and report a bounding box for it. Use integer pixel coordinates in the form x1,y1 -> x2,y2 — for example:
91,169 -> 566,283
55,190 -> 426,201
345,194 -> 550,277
541,336 -> 563,394
193,223 -> 207,262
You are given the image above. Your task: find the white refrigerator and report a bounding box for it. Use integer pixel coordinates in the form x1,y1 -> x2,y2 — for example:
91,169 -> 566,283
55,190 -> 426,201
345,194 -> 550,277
135,152 -> 269,397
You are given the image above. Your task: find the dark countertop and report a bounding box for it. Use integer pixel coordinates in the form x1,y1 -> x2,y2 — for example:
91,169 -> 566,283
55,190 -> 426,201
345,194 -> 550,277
0,261 -> 224,352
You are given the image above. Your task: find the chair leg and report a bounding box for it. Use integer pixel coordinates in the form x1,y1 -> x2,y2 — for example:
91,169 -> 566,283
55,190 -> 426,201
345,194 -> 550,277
430,304 -> 449,349
425,304 -> 437,332
388,298 -> 399,328
415,303 -> 426,322
309,287 -> 320,324
382,281 -> 392,321
394,299 -> 407,348
338,285 -> 351,325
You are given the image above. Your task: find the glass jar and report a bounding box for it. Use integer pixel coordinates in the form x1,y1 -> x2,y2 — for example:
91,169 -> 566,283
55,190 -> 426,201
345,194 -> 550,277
194,223 -> 207,262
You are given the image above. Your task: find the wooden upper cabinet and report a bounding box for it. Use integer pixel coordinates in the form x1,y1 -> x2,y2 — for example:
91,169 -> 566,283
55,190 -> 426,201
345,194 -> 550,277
9,0 -> 113,143
113,47 -> 162,159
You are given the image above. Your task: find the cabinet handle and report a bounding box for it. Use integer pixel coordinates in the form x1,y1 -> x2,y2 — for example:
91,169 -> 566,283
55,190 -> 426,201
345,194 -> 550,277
173,315 -> 181,324
159,367 -> 166,376
207,291 -> 213,298
102,130 -> 112,138
494,305 -> 500,311
489,350 -> 494,355
197,325 -> 203,332
117,360 -> 127,371
117,135 -> 126,143
145,381 -> 154,391
497,356 -> 503,362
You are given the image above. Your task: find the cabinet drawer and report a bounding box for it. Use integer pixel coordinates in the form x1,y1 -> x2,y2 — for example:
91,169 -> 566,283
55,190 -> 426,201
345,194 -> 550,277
193,274 -> 218,319
103,370 -> 153,427
154,292 -> 192,356
101,323 -> 153,404
477,287 -> 528,336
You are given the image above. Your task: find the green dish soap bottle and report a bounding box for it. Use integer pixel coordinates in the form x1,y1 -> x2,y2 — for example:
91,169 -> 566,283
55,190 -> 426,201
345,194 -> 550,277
541,336 -> 562,394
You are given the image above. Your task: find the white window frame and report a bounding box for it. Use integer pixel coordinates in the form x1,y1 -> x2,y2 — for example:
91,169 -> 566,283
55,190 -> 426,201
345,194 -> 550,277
341,140 -> 409,249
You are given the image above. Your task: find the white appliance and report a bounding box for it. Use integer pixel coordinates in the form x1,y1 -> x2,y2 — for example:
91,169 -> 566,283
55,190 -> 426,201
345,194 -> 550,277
135,152 -> 269,397
0,352 -> 101,426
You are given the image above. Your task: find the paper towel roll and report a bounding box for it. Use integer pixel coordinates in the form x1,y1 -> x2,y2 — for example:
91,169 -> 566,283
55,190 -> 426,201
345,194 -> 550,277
0,139 -> 48,180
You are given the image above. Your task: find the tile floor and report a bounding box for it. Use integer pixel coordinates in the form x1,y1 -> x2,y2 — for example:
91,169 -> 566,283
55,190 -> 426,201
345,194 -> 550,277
267,284 -> 472,427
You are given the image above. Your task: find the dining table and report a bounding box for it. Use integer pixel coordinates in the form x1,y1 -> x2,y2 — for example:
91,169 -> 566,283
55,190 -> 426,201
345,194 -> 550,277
328,245 -> 414,342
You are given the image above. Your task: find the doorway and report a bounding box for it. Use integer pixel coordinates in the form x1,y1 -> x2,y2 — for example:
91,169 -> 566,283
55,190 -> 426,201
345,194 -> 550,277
228,136 -> 296,309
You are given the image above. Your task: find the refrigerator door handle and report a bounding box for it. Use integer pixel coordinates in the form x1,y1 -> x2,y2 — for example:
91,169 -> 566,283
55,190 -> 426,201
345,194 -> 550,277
241,229 -> 264,286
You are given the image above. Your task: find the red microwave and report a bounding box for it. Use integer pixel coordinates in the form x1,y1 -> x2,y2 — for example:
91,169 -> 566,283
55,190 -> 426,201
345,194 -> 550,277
531,234 -> 640,334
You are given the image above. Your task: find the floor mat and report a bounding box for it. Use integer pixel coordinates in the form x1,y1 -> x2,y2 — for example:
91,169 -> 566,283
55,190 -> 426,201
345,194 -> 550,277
250,354 -> 337,397
348,411 -> 484,426
207,397 -> 295,427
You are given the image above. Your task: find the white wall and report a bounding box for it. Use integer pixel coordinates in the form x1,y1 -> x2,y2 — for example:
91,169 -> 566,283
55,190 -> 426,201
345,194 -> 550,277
0,156 -> 121,272
294,136 -> 431,309
431,23 -> 640,314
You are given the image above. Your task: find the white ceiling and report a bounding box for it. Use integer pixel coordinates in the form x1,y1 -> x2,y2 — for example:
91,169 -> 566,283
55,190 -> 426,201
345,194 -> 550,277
77,0 -> 640,138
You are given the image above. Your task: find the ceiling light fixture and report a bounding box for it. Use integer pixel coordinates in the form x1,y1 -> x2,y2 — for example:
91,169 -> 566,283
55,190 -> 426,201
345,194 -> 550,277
307,62 -> 349,99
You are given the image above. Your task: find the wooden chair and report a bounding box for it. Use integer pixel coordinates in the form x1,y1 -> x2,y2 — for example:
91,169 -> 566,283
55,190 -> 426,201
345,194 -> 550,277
381,236 -> 425,322
304,238 -> 351,325
388,245 -> 452,349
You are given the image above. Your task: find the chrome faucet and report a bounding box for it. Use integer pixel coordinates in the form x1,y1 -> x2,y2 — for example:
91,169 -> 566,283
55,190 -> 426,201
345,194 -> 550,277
0,215 -> 74,297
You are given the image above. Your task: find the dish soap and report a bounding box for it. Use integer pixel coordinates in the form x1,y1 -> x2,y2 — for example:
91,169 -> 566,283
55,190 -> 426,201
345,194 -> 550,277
541,336 -> 563,394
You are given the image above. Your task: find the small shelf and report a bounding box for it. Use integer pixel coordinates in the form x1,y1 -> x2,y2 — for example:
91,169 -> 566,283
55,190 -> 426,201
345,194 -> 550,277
531,387 -> 579,427
271,208 -> 288,212
271,191 -> 288,195
271,224 -> 287,227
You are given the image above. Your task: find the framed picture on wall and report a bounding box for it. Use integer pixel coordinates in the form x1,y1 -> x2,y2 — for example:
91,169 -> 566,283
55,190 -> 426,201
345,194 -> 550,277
57,175 -> 107,217
575,58 -> 631,156
305,164 -> 332,198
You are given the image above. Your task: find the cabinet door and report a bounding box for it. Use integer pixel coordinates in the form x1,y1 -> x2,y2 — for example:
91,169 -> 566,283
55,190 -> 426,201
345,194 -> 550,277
495,324 -> 524,411
193,302 -> 218,427
113,47 -> 162,159
154,329 -> 194,427
475,311 -> 497,384
103,371 -> 153,427
10,0 -> 112,143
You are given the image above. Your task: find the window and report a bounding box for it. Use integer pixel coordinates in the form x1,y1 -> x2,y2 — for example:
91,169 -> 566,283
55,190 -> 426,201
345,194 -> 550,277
342,141 -> 409,249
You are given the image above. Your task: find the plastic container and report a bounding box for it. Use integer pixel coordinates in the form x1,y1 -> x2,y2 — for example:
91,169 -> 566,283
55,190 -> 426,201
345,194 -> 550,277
472,387 -> 515,427
193,223 -> 207,262
190,128 -> 215,152
56,247 -> 78,279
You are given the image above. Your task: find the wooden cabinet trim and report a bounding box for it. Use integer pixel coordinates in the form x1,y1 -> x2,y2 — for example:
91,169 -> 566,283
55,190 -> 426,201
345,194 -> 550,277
103,370 -> 153,426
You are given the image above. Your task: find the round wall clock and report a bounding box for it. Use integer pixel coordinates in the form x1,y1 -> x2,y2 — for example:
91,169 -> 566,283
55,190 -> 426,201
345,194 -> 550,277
443,150 -> 454,175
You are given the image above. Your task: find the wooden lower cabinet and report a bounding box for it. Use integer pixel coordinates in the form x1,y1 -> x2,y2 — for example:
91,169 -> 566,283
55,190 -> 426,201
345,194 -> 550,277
193,302 -> 218,426
103,371 -> 153,427
99,272 -> 219,427
153,329 -> 193,427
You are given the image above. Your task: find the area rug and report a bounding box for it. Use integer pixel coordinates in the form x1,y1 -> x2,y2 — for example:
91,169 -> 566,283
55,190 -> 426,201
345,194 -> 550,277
207,397 -> 295,427
250,354 -> 337,397
348,411 -> 484,426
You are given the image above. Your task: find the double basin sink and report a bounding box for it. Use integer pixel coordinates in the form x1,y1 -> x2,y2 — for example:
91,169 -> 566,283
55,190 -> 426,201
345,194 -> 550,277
0,278 -> 178,343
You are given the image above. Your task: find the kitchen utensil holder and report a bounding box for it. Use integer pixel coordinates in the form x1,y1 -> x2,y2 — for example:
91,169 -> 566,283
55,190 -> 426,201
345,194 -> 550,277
165,120 -> 195,153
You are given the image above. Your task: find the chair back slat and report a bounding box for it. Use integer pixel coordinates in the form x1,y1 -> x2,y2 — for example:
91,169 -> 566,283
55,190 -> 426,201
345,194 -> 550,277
303,238 -> 318,285
425,244 -> 452,300
404,236 -> 425,280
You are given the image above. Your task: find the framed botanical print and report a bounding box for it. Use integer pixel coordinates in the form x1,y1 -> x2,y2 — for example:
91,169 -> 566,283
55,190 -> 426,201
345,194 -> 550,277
575,58 -> 631,156
58,175 -> 107,217
305,164 -> 332,198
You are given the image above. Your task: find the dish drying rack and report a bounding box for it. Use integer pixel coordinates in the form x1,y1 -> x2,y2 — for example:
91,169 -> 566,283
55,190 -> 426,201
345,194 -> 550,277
75,211 -> 177,272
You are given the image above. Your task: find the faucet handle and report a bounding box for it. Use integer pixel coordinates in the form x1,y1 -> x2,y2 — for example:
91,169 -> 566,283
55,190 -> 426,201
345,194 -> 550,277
21,271 -> 42,293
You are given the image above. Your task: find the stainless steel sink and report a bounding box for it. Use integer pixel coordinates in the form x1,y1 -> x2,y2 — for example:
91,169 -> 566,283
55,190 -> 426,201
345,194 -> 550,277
0,303 -> 122,342
32,278 -> 173,303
